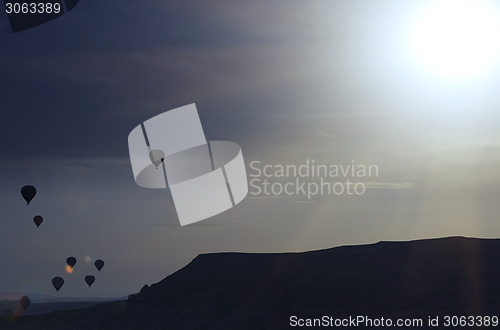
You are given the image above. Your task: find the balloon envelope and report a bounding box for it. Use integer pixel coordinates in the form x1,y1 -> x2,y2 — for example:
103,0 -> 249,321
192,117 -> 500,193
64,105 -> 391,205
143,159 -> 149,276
85,275 -> 95,287
19,296 -> 31,310
33,215 -> 43,228
95,259 -> 105,272
66,257 -> 77,268
21,186 -> 36,205
149,149 -> 165,168
52,277 -> 64,292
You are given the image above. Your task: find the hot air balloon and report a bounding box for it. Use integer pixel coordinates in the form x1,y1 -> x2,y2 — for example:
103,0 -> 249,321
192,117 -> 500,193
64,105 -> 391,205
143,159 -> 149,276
19,296 -> 31,310
110,300 -> 126,314
66,257 -> 77,268
33,215 -> 43,228
85,275 -> 95,287
21,186 -> 36,205
149,149 -> 165,169
94,259 -> 105,272
52,277 -> 64,292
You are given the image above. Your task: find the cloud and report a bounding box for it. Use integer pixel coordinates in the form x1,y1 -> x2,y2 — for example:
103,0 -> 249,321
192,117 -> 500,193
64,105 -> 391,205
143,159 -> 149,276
478,140 -> 500,151
364,182 -> 415,190
248,195 -> 289,200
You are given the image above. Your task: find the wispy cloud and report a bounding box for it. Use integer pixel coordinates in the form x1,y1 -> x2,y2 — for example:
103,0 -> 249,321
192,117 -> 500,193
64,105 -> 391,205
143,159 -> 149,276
364,182 -> 415,190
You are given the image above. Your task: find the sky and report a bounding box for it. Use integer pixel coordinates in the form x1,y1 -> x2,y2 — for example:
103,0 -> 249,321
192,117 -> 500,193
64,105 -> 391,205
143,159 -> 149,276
2,0 -> 500,298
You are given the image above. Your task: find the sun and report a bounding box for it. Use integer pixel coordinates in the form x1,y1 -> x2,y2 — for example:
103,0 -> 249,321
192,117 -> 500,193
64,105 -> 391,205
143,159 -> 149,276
410,0 -> 500,80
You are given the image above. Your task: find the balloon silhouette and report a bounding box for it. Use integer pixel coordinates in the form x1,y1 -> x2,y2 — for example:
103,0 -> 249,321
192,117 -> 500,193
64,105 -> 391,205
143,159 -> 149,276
33,215 -> 43,228
21,186 -> 36,205
19,296 -> 31,310
95,259 -> 105,272
149,149 -> 165,169
52,277 -> 64,292
66,257 -> 77,268
85,275 -> 95,287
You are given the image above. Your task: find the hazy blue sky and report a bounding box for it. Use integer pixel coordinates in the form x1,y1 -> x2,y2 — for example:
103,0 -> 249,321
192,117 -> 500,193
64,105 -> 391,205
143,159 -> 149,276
2,0 -> 500,298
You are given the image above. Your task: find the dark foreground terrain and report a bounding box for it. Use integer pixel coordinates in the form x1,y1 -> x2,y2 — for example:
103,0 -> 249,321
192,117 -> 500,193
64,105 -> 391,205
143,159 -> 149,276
0,301 -> 110,316
2,236 -> 500,329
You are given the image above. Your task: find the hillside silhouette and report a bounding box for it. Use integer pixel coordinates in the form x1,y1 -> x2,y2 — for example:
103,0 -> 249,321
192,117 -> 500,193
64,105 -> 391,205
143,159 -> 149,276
2,236 -> 500,329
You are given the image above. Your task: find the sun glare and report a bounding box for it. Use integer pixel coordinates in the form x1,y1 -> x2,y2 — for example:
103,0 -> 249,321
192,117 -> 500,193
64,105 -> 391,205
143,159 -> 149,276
410,0 -> 500,80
